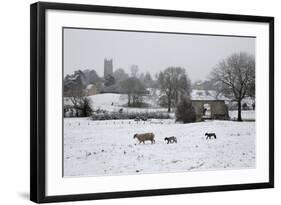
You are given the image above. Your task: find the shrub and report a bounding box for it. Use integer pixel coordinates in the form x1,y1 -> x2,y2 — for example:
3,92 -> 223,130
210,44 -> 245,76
90,111 -> 170,121
64,97 -> 93,117
125,101 -> 149,108
175,98 -> 196,123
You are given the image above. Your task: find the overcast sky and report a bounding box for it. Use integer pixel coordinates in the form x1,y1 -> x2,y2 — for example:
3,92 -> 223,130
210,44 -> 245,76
63,28 -> 255,82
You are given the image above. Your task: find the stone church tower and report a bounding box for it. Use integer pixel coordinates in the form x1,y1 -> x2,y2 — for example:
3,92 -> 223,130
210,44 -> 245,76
104,58 -> 113,77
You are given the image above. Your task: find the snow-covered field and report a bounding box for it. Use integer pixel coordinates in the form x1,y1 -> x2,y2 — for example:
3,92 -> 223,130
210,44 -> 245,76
64,118 -> 255,177
65,93 -> 255,119
65,93 -> 168,114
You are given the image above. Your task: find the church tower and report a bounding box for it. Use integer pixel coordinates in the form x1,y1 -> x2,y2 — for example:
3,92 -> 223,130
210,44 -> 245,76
104,58 -> 113,77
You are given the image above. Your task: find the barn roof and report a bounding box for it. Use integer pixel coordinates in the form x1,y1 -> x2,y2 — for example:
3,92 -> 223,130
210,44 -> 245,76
191,89 -> 228,101
85,84 -> 95,90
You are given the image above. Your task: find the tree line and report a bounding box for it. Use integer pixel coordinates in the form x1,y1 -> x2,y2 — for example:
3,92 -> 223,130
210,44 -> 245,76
64,52 -> 255,122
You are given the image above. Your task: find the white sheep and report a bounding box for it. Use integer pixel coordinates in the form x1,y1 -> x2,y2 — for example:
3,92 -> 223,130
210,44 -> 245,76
133,133 -> 155,144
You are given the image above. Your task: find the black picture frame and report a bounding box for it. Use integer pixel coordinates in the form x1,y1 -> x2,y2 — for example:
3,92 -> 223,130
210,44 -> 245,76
30,2 -> 274,203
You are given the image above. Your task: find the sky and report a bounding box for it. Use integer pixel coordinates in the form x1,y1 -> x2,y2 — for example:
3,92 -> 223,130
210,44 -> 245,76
63,28 -> 255,82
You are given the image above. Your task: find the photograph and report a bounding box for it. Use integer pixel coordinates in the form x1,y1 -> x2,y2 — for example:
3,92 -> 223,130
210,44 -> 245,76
30,2 -> 274,202
63,28 -> 256,177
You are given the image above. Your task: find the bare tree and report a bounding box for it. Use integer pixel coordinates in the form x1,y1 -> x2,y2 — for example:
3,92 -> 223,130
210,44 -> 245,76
158,67 -> 191,112
67,89 -> 93,117
120,77 -> 146,107
130,65 -> 139,78
79,97 -> 93,117
113,68 -> 129,82
143,72 -> 153,87
210,52 -> 255,121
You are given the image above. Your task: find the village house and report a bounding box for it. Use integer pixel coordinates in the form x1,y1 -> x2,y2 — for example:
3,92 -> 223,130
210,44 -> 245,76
83,84 -> 97,96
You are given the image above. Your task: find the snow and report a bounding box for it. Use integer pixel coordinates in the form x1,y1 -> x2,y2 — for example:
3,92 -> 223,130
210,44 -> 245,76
66,92 -> 255,118
229,110 -> 255,120
191,89 -> 217,100
67,74 -> 79,81
64,118 -> 255,177
64,92 -> 256,177
89,93 -> 123,110
191,89 -> 229,101
87,93 -> 167,113
85,84 -> 95,90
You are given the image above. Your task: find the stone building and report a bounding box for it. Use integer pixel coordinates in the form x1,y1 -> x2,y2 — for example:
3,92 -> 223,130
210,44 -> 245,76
83,84 -> 97,96
104,58 -> 113,78
191,100 -> 229,121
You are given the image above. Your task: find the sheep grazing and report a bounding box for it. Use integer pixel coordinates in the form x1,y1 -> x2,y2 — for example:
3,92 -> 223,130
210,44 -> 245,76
133,133 -> 155,144
164,136 -> 177,144
205,133 -> 217,139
